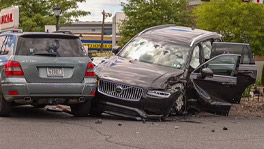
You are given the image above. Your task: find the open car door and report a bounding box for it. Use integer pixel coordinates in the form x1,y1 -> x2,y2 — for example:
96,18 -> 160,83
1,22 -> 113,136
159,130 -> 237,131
211,42 -> 257,103
190,54 -> 252,115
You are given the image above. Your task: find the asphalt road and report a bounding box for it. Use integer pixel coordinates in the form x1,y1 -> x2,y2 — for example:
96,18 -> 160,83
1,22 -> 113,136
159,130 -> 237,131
0,106 -> 264,149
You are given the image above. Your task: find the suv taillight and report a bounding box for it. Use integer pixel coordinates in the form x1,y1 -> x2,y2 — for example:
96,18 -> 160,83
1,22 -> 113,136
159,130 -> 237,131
5,61 -> 24,76
85,62 -> 95,77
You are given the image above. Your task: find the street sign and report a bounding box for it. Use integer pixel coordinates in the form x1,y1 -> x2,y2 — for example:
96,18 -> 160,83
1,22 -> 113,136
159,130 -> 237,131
0,6 -> 19,31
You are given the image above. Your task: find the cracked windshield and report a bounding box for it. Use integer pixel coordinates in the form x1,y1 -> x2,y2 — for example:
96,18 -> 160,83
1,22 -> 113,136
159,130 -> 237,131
119,37 -> 189,69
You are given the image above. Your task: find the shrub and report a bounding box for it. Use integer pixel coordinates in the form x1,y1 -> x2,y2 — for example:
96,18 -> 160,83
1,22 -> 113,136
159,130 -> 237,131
242,79 -> 262,97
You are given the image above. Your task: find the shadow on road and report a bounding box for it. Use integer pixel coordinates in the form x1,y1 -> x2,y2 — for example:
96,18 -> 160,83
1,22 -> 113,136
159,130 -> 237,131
9,106 -> 75,120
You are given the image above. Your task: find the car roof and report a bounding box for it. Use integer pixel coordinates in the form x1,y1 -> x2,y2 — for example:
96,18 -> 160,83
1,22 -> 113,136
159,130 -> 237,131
1,32 -> 78,39
140,25 -> 221,46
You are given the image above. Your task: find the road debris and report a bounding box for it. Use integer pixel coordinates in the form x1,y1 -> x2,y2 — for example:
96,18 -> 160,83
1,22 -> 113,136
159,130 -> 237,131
223,127 -> 228,130
46,105 -> 72,114
95,119 -> 102,124
118,123 -> 122,126
211,129 -> 215,132
175,126 -> 179,129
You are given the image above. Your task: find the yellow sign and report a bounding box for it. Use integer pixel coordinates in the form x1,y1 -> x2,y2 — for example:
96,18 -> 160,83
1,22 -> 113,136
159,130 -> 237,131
83,43 -> 112,49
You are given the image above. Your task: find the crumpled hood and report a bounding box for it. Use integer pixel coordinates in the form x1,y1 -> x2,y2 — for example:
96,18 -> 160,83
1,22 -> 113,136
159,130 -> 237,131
95,56 -> 184,89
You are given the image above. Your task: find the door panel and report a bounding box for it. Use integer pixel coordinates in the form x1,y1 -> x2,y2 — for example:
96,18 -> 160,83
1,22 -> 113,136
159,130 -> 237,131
190,54 -> 241,115
211,42 -> 257,103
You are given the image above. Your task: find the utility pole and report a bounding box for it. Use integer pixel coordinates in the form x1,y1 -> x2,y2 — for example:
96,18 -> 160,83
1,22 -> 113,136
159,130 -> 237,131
100,10 -> 112,52
53,6 -> 62,31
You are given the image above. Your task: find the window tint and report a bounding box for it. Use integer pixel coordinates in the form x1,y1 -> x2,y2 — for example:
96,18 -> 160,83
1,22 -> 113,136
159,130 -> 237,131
242,47 -> 250,64
202,55 -> 239,76
16,37 -> 87,57
0,36 -> 15,55
212,43 -> 253,64
190,46 -> 200,69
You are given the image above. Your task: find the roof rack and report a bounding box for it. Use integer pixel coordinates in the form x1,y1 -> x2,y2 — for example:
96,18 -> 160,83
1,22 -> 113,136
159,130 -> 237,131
0,29 -> 23,34
138,24 -> 175,36
53,30 -> 73,35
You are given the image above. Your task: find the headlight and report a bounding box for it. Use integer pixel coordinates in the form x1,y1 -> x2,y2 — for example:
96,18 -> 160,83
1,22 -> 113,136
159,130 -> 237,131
146,90 -> 171,98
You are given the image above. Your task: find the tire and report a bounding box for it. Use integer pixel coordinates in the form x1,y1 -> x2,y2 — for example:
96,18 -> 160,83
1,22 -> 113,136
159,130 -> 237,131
170,93 -> 187,116
70,99 -> 91,117
89,103 -> 104,117
0,95 -> 12,117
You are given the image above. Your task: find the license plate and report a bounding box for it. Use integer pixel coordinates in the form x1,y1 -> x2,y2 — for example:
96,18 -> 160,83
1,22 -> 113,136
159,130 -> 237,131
47,68 -> 63,77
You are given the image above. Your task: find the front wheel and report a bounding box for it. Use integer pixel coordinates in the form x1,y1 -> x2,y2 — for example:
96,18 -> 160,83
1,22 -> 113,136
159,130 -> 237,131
70,99 -> 91,117
89,102 -> 104,117
170,93 -> 186,116
0,95 -> 12,117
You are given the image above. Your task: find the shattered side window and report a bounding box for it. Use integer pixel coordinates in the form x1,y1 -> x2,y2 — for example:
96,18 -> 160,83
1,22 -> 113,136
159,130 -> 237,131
202,40 -> 212,60
0,36 -> 15,55
190,46 -> 200,69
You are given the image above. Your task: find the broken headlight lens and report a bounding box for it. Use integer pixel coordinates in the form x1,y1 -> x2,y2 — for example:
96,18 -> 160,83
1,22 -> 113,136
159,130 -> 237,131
146,90 -> 171,98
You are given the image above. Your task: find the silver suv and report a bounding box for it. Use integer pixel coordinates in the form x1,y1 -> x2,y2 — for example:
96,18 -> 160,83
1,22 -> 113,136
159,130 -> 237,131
0,30 -> 96,117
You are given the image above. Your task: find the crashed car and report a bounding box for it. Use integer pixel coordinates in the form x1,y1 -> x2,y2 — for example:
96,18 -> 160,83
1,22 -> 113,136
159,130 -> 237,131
93,25 -> 256,120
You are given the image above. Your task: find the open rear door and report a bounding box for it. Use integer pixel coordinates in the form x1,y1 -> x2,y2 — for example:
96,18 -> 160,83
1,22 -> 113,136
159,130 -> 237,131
211,42 -> 257,103
190,54 -> 241,115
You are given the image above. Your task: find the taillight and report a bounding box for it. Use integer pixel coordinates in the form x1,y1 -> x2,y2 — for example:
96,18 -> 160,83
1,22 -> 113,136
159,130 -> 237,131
85,62 -> 95,77
5,61 -> 24,76
8,91 -> 18,95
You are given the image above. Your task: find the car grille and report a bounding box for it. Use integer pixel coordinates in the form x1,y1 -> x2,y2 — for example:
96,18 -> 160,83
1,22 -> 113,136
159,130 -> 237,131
98,79 -> 143,101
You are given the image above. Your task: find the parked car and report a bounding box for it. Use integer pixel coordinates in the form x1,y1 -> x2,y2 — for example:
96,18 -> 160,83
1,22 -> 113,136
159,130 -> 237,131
0,29 -> 96,117
93,25 -> 257,120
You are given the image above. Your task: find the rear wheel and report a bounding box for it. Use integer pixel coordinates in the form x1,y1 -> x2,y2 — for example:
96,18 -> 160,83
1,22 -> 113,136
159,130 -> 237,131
70,100 -> 91,117
0,95 -> 12,117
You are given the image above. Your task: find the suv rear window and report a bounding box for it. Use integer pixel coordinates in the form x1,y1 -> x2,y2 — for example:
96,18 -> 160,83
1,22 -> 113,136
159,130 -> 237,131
16,35 -> 87,57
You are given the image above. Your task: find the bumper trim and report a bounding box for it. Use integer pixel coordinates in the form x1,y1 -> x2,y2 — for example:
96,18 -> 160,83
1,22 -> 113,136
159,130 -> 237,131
100,101 -> 164,119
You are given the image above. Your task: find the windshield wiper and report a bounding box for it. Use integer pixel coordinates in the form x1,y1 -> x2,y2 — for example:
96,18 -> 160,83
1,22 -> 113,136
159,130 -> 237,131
34,52 -> 57,57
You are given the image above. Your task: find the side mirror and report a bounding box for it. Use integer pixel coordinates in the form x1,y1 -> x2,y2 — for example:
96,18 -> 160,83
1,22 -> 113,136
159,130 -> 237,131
112,46 -> 121,55
200,67 -> 213,79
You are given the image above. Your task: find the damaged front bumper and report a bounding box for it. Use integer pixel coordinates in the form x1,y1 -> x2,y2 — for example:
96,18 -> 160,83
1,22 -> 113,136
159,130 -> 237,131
95,91 -> 182,120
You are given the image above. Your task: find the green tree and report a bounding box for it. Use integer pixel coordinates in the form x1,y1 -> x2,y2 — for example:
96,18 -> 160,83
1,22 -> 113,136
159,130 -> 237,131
0,0 -> 89,32
119,0 -> 193,45
193,0 -> 264,56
